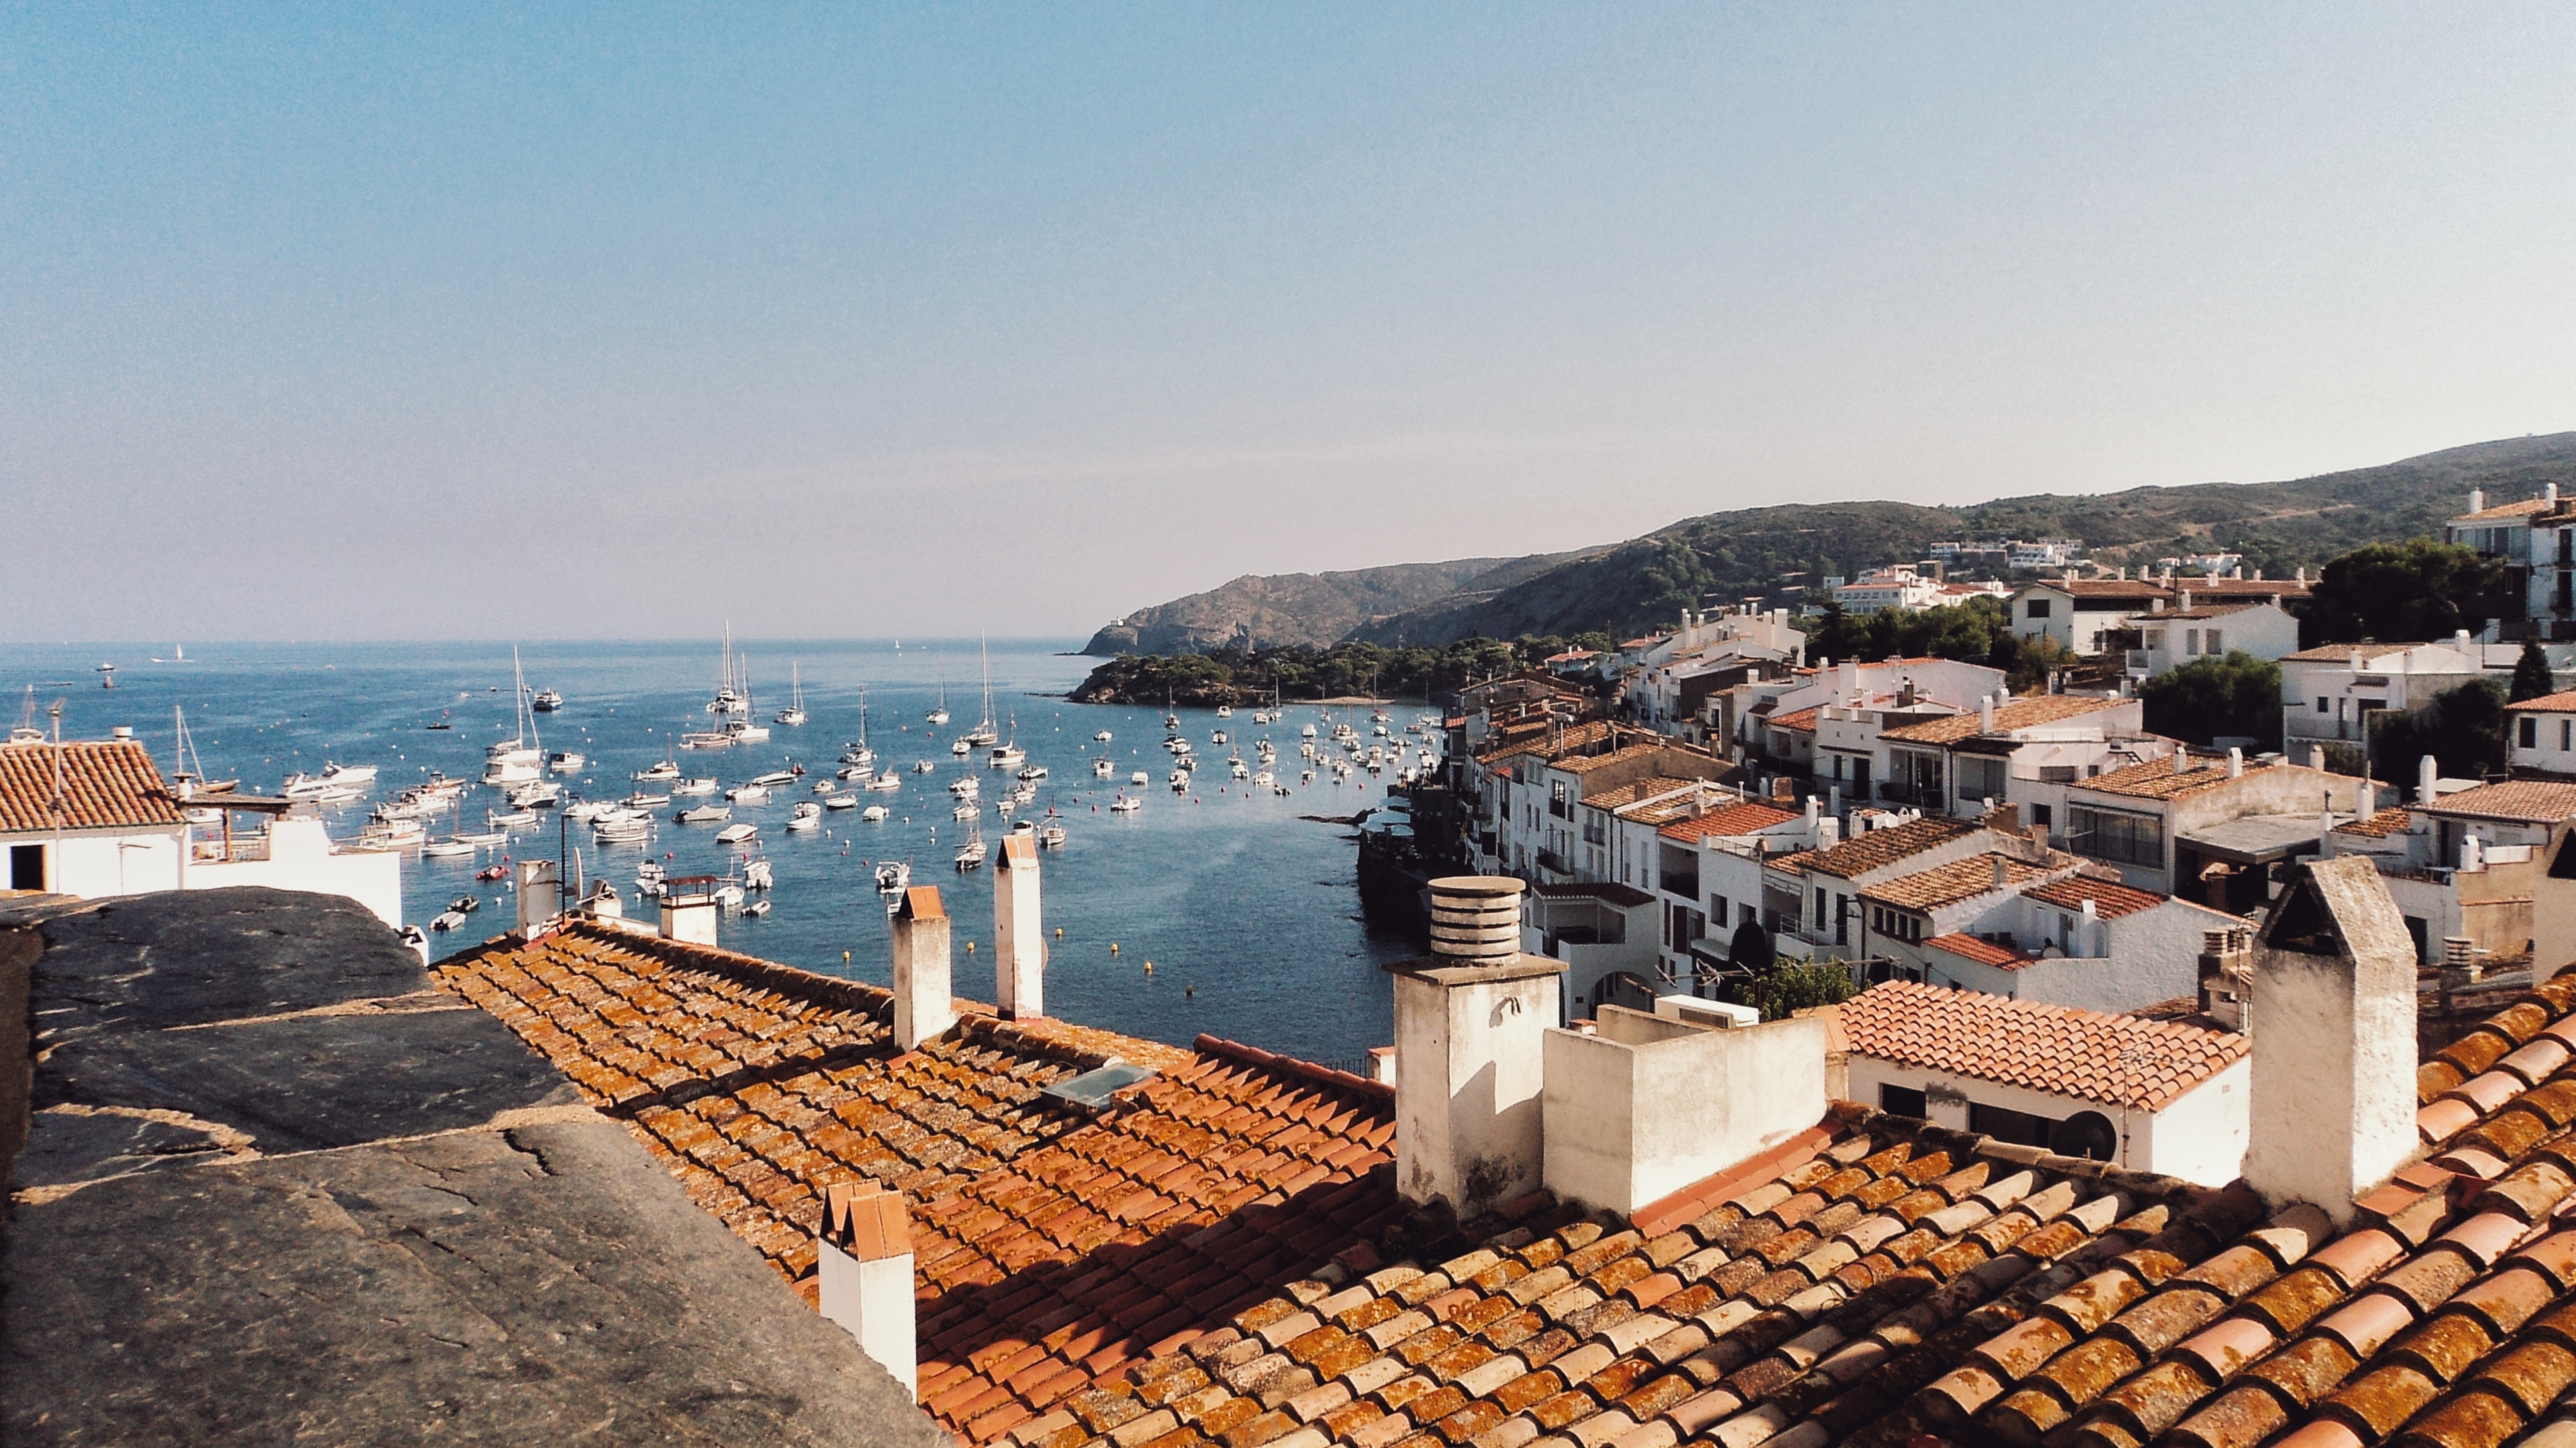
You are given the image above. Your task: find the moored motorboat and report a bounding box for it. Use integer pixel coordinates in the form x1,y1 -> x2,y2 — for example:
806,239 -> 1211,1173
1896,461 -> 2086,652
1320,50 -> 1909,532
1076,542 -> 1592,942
671,777 -> 719,797
531,688 -> 563,712
827,794 -> 860,811
785,802 -> 821,831
713,822 -> 758,845
861,803 -> 889,821
726,783 -> 771,803
676,803 -> 731,823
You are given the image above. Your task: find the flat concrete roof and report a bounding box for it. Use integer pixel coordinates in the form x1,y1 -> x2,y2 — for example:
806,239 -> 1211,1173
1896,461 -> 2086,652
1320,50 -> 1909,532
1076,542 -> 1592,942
1,887 -> 939,1447
2178,812 -> 2336,863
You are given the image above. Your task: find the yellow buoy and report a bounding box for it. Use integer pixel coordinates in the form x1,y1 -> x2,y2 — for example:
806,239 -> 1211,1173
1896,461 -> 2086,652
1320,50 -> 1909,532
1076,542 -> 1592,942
1143,960 -> 1154,974
1054,927 -> 1063,939
842,950 -> 851,962
966,940 -> 977,954
1110,942 -> 1120,955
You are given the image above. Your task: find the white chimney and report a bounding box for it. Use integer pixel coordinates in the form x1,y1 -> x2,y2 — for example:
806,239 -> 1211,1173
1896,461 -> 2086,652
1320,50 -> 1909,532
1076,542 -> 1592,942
1394,877 -> 1562,1216
2419,754 -> 2439,806
817,1181 -> 917,1397
2227,747 -> 2244,779
1980,696 -> 1997,733
2080,897 -> 2102,958
891,885 -> 955,1051
2551,482 -> 2561,508
2470,488 -> 2487,514
516,857 -> 560,936
2243,858 -> 2419,1222
993,833 -> 1044,1020
658,876 -> 719,946
2463,834 -> 2485,873
2180,589 -> 2193,611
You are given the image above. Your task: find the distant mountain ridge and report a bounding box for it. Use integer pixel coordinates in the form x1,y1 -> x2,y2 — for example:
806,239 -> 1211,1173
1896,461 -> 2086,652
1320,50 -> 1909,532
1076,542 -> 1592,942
1087,433 -> 2576,654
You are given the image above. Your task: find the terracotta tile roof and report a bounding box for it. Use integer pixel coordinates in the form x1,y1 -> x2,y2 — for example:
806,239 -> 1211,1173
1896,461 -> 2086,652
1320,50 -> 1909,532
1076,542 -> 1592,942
1859,853 -> 2058,912
1476,719 -> 1616,766
2188,578 -> 2313,599
1925,932 -> 2038,969
1882,696 -> 2124,745
2280,643 -> 2439,663
2453,497 -> 2555,521
1578,777 -> 1699,813
1765,706 -> 1822,735
2027,580 -> 2176,602
1657,802 -> 1801,845
1839,981 -> 2246,1110
2077,755 -> 2276,801
2161,602 -> 2266,620
2420,780 -> 2576,825
434,923 -> 1400,1443
2022,875 -> 2172,920
1029,969 -> 2576,1448
0,739 -> 186,833
1769,814 -> 1982,881
2334,807 -> 2417,839
1556,743 -> 1673,775
2505,689 -> 2576,713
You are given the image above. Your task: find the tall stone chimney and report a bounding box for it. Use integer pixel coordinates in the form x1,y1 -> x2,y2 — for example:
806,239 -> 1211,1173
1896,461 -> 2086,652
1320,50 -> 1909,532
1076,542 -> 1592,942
994,833 -> 1043,1020
817,1181 -> 916,1397
892,885 -> 955,1051
2242,858 -> 2419,1222
1392,877 -> 1564,1217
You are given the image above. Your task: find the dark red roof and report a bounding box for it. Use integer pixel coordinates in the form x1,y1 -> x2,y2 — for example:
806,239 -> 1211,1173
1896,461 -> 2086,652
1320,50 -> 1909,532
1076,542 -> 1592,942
0,739 -> 185,833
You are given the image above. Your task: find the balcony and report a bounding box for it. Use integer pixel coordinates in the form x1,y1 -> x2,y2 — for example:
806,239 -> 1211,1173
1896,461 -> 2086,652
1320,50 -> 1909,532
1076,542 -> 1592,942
1659,870 -> 1699,897
1537,849 -> 1573,877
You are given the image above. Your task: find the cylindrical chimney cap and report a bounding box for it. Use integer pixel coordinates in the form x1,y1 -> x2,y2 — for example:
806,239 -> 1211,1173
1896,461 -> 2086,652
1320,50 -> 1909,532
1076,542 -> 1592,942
1428,876 -> 1525,964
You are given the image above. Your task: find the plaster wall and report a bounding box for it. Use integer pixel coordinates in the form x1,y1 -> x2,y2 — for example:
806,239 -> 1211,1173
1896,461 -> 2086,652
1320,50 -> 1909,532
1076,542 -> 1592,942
1843,1052 -> 2240,1184
817,1240 -> 917,1399
183,820 -> 403,926
2140,1056 -> 2252,1188
1394,962 -> 1563,1216
9,826 -> 185,899
1541,1008 -> 1826,1215
2243,934 -> 2419,1218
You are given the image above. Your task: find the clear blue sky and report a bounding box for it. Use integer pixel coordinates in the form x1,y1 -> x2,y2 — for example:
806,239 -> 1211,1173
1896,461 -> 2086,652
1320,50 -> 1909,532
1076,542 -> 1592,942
5,4 -> 2571,641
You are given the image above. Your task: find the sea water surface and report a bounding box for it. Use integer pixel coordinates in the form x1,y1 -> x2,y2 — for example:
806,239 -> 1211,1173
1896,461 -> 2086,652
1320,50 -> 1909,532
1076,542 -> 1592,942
0,639 -> 1420,1066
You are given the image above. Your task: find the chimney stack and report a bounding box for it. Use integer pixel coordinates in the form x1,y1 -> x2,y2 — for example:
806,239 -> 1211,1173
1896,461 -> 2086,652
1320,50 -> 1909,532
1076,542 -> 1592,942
516,857 -> 560,936
2471,488 -> 2487,514
993,833 -> 1044,1020
892,886 -> 955,1051
1980,695 -> 1997,733
658,876 -> 719,946
1393,877 -> 1563,1216
2197,926 -> 2254,1030
818,1182 -> 916,1397
2242,859 -> 2418,1222
2227,746 -> 2244,779
2419,754 -> 2440,806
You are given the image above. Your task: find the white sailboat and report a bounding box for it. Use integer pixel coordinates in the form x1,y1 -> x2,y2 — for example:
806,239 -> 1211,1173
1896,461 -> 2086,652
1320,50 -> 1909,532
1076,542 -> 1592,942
953,822 -> 987,870
724,660 -> 772,743
483,649 -> 545,785
843,686 -> 877,769
961,635 -> 999,747
926,656 -> 951,726
708,623 -> 749,716
776,662 -> 809,727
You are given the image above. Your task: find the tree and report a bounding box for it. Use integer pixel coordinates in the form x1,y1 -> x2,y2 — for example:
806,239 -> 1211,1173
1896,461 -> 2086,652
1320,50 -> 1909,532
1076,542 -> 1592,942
1723,961 -> 1856,1022
2137,652 -> 2285,747
2369,679 -> 2509,781
2300,540 -> 2507,647
2512,639 -> 2555,703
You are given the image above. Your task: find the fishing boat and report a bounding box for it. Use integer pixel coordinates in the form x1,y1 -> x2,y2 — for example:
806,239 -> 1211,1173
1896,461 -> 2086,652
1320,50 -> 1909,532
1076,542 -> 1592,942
875,859 -> 910,893
775,663 -> 809,727
531,687 -> 563,713
714,823 -> 758,845
785,802 -> 821,831
860,803 -> 889,821
675,803 -> 731,823
488,809 -> 537,829
864,771 -> 900,792
989,741 -> 1026,769
1038,813 -> 1067,849
727,783 -> 771,803
1108,794 -> 1141,813
548,751 -> 584,773
671,777 -> 719,797
744,858 -> 773,891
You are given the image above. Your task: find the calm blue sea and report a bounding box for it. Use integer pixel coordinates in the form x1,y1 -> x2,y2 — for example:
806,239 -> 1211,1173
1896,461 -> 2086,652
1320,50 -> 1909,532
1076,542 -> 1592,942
0,639 -> 1420,1066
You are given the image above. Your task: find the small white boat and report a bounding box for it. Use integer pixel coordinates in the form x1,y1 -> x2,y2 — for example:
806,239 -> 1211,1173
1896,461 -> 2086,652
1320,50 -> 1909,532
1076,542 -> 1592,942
1109,795 -> 1141,813
431,910 -> 469,931
1131,771 -> 1150,786
827,795 -> 860,811
776,663 -> 809,727
864,772 -> 901,792
839,765 -> 875,781
813,779 -> 838,795
786,803 -> 822,831
743,898 -> 772,918
989,743 -> 1026,769
948,776 -> 980,798
725,719 -> 772,745
1015,765 -> 1048,781
714,823 -> 758,845
745,858 -> 773,890
488,809 -> 537,829
321,761 -> 378,787
531,688 -> 564,712
1168,770 -> 1191,787
1252,770 -> 1274,787
1039,816 -> 1067,849
911,759 -> 936,774
715,883 -> 747,907
952,803 -> 978,820
1093,729 -> 1112,742
564,799 -> 610,822
508,780 -> 562,807
635,759 -> 680,783
1301,723 -> 1317,739
1215,705 -> 1233,719
681,731 -> 732,750
549,751 -> 585,773
1093,758 -> 1116,777
861,803 -> 889,821
672,777 -> 719,797
1211,730 -> 1228,745
727,783 -> 771,803
676,804 -> 731,823
954,837 -> 987,869
875,860 -> 910,892
626,791 -> 670,808
750,769 -> 796,788
593,817 -> 651,845
423,839 -> 477,859
637,860 -> 665,885
456,828 -> 508,847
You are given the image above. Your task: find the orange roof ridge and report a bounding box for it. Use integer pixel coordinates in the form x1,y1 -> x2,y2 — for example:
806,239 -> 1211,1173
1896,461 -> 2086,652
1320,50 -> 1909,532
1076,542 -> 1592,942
1191,1032 -> 1395,1104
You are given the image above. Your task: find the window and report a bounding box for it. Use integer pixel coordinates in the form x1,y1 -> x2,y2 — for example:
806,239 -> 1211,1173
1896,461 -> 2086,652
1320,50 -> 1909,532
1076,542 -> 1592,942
1814,887 -> 1828,932
2068,805 -> 2164,867
1968,1102 -> 2059,1148
1879,1084 -> 1928,1118
2207,629 -> 2223,654
1957,755 -> 2008,804
2144,629 -> 2165,650
2030,802 -> 2052,827
2026,598 -> 2053,618
2317,697 -> 2330,714
2523,717 -> 2541,750
2185,629 -> 2201,655
1708,893 -> 1729,926
9,843 -> 42,891
2563,719 -> 2571,752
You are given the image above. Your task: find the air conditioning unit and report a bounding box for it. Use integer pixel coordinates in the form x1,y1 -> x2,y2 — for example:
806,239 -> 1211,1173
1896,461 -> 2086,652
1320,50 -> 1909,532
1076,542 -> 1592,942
1654,995 -> 1761,1030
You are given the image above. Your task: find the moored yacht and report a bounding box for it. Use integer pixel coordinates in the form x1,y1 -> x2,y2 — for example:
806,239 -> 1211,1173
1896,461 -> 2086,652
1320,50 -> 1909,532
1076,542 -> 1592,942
775,662 -> 809,727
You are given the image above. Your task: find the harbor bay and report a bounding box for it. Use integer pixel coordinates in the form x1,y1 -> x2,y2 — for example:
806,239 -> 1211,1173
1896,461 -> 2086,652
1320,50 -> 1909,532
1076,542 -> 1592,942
0,638 -> 1421,1068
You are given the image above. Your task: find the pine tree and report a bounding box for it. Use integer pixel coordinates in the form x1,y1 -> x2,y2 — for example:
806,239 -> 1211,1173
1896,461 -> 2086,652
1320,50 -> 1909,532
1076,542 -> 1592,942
2511,639 -> 2555,703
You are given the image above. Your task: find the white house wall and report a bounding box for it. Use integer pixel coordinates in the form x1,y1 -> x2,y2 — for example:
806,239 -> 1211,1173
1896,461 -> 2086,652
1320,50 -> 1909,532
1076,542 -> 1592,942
6,827 -> 186,898
2140,1057 -> 2251,1188
1843,1050 -> 2244,1187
